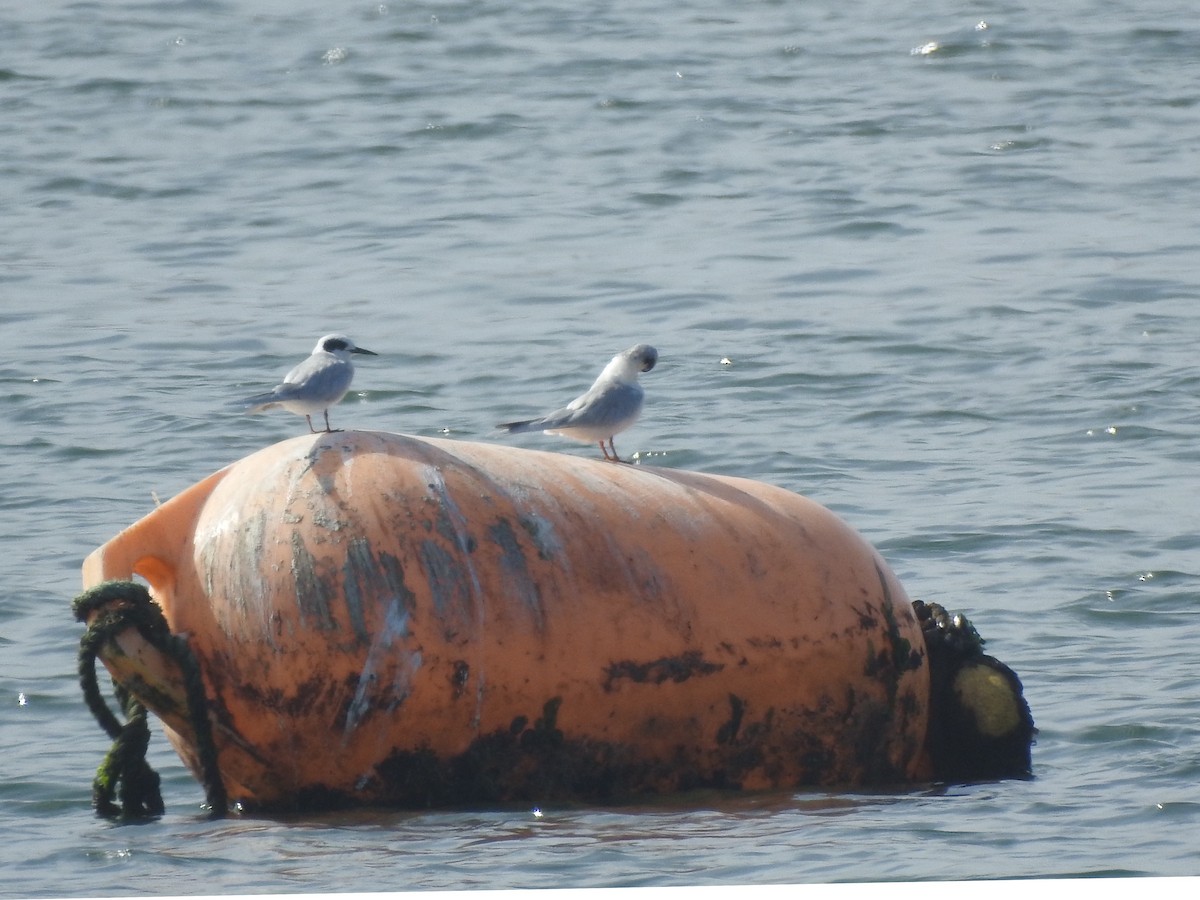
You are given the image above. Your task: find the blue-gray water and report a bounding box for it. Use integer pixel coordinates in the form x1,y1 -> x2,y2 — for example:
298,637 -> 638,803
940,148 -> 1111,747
3,0 -> 1200,893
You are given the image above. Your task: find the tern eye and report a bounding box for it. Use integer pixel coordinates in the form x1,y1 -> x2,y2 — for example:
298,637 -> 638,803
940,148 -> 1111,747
324,338 -> 349,352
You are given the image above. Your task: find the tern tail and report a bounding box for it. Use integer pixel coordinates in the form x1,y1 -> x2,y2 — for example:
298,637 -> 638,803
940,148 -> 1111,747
496,419 -> 542,434
239,392 -> 280,413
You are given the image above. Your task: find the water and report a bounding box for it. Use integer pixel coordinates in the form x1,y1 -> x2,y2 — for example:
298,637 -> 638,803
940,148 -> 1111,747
3,0 -> 1200,893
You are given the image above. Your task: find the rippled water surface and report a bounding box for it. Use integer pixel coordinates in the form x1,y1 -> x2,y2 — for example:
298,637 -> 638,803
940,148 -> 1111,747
4,0 -> 1200,894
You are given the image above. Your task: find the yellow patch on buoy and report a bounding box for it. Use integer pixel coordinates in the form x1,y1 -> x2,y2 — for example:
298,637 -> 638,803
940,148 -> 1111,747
953,664 -> 1020,737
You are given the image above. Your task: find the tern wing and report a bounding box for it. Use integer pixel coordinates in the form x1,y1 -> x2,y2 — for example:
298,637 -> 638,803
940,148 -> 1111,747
239,356 -> 354,412
530,381 -> 643,432
574,382 -> 642,428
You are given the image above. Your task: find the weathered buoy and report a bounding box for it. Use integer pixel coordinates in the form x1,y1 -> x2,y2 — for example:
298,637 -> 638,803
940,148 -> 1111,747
77,431 -> 1032,813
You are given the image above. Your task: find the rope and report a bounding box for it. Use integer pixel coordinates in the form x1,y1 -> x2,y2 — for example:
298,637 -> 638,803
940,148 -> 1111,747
73,580 -> 228,820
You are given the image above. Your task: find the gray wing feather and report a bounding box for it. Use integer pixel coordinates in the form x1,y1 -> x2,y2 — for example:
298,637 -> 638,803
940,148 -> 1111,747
239,355 -> 353,411
499,381 -> 643,433
285,359 -> 353,402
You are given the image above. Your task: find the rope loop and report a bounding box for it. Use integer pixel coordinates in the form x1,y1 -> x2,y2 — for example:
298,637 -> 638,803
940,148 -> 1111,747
74,580 -> 228,820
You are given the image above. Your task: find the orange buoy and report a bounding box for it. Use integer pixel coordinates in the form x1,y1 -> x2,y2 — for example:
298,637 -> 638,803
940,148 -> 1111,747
77,431 -> 1022,811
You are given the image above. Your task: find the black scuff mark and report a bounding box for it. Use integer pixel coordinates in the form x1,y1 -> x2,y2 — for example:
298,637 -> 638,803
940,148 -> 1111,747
518,513 -> 560,561
419,539 -> 475,639
488,517 -> 546,630
343,538 -> 416,644
290,531 -> 337,631
602,651 -> 724,692
520,697 -> 564,750
715,693 -> 745,745
428,486 -> 478,555
874,562 -> 924,675
450,660 -> 471,699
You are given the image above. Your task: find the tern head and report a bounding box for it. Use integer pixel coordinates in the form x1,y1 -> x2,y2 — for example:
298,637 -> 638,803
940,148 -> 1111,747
626,343 -> 658,373
313,333 -> 378,358
600,343 -> 658,385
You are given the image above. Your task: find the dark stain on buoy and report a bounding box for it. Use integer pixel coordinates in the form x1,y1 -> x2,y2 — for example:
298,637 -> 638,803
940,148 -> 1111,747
602,651 -> 724,691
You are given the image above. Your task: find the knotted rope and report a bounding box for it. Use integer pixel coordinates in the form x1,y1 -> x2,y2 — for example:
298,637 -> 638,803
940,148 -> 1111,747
73,580 -> 228,820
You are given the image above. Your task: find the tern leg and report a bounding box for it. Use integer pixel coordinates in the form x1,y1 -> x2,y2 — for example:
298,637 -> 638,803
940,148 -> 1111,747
322,409 -> 341,433
602,438 -> 624,462
305,415 -> 318,433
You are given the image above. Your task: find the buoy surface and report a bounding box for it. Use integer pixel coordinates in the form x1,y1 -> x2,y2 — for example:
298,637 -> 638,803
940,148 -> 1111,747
83,431 -> 932,809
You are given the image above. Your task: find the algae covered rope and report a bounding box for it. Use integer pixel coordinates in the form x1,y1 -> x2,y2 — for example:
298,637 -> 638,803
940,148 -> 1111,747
73,580 -> 228,819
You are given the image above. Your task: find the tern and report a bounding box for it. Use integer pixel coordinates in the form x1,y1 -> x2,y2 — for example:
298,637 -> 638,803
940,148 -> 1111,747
497,343 -> 658,461
240,333 -> 377,433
